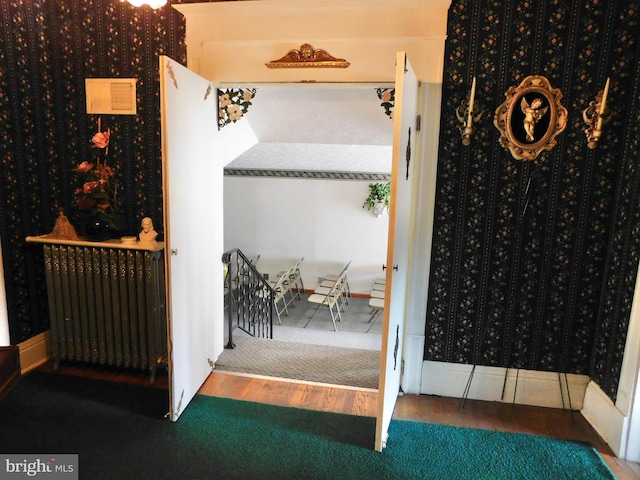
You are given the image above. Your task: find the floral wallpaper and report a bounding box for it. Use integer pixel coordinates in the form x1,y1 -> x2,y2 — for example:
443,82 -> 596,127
426,1 -> 640,401
0,0 -> 185,343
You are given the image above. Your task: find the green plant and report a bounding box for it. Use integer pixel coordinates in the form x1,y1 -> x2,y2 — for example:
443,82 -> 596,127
362,182 -> 391,211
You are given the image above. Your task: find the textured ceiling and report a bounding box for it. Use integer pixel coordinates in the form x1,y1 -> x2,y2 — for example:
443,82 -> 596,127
226,86 -> 394,173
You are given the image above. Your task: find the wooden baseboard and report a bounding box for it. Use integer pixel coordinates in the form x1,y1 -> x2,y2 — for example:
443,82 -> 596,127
18,331 -> 50,374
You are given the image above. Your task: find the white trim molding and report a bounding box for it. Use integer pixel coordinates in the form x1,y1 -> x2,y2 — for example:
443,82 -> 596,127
420,361 -> 590,410
401,333 -> 425,395
582,380 -> 627,458
587,262 -> 640,461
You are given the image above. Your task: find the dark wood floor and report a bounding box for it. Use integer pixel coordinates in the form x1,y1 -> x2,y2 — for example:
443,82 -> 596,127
33,364 -> 640,480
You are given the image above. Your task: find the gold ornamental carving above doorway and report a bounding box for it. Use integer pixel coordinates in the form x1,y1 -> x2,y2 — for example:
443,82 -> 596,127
266,44 -> 350,69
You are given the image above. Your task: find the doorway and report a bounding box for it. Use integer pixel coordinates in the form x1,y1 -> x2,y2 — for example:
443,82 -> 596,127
221,85 -> 393,389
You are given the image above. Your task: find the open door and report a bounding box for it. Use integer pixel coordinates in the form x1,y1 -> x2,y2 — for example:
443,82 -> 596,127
160,56 -> 225,420
375,52 -> 419,451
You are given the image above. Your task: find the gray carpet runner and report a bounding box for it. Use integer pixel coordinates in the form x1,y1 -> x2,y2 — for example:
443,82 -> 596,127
215,333 -> 380,389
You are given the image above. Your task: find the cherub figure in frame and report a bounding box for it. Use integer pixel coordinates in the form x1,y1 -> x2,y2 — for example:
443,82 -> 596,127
521,97 -> 548,142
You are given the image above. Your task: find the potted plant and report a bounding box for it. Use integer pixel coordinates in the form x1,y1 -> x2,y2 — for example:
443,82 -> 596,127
72,118 -> 123,241
363,182 -> 391,217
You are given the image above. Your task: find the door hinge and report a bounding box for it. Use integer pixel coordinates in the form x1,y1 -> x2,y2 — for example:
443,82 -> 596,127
401,359 -> 405,374
416,115 -> 421,132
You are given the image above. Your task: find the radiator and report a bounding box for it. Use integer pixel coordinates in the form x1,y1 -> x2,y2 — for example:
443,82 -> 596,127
42,244 -> 166,382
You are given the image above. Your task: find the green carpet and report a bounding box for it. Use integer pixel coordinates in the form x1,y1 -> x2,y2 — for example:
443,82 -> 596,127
0,372 -> 615,480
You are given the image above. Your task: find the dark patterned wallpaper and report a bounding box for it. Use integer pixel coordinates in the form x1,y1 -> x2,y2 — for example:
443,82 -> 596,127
0,0 -> 185,343
426,1 -> 640,401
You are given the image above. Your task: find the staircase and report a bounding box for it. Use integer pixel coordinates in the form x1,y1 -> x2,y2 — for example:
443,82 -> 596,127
0,346 -> 20,399
222,249 -> 274,345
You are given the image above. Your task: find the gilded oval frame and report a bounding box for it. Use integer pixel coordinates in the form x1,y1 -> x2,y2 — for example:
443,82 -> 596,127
494,75 -> 568,161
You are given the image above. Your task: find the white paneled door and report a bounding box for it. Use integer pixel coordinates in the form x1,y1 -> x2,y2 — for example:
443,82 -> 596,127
160,56 -> 225,421
375,52 -> 419,451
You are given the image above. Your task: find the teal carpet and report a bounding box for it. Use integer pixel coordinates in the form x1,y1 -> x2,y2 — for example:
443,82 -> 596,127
0,372 -> 615,480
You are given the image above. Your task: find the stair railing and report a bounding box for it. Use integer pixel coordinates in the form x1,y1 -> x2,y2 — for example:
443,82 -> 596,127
222,248 -> 273,348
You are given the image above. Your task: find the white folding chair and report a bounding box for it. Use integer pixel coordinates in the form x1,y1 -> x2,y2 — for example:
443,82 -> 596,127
257,269 -> 291,325
372,279 -> 386,291
367,297 -> 384,333
325,273 -> 351,298
370,289 -> 385,299
318,260 -> 351,310
277,257 -> 305,304
305,262 -> 350,331
306,274 -> 346,331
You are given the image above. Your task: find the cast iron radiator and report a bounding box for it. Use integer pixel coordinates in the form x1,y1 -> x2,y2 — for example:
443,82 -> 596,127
42,244 -> 167,382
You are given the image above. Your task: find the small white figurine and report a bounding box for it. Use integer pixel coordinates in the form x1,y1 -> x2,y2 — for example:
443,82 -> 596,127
139,217 -> 157,244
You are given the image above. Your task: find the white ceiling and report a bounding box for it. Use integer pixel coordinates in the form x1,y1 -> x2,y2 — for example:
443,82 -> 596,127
226,86 -> 394,173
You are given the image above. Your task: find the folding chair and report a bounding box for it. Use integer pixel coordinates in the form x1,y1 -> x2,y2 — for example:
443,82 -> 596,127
277,257 -> 305,304
368,297 -> 384,333
305,261 -> 350,331
257,269 -> 291,325
306,275 -> 346,331
317,260 -> 351,310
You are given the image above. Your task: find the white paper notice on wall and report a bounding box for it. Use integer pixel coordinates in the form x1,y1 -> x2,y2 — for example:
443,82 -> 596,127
85,78 -> 137,115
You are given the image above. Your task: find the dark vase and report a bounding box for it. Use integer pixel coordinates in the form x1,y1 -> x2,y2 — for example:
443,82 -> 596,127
84,217 -> 113,242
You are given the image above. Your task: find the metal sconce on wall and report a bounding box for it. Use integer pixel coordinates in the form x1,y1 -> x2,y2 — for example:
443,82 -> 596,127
456,76 -> 483,146
583,77 -> 612,149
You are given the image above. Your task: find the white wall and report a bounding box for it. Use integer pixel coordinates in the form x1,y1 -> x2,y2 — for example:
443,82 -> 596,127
224,176 -> 389,294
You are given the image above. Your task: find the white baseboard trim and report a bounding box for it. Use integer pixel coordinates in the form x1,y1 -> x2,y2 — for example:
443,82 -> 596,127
582,380 -> 628,459
18,330 -> 50,374
420,361 -> 589,410
401,333 -> 425,395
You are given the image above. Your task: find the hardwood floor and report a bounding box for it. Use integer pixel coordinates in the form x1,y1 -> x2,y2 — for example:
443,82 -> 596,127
198,371 -> 379,417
